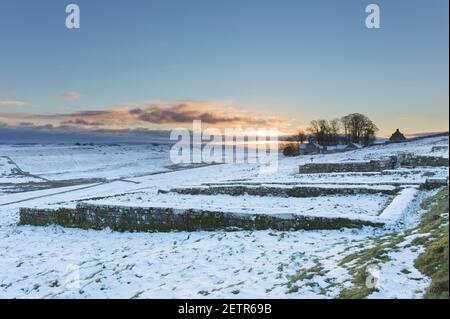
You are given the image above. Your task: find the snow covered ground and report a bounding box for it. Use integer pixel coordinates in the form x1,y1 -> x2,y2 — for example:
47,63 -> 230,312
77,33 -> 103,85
0,136 -> 448,298
86,192 -> 392,219
0,156 -> 45,184
0,143 -> 173,181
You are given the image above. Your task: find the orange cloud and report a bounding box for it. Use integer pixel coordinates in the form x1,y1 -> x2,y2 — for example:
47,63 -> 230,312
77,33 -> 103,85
59,101 -> 283,128
0,100 -> 286,130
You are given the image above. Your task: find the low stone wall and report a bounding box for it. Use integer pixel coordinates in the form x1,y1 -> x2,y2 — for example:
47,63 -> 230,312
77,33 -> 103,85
19,203 -> 383,232
299,154 -> 448,174
398,155 -> 449,167
299,157 -> 397,174
161,185 -> 399,197
421,178 -> 449,190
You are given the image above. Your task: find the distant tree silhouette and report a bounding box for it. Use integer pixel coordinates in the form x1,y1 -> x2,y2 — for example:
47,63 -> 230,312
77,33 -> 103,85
306,113 -> 378,146
341,113 -> 378,146
297,130 -> 307,144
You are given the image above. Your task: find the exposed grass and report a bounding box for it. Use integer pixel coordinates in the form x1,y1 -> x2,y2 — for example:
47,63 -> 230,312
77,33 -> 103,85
413,188 -> 449,299
338,187 -> 449,299
286,260 -> 328,294
337,234 -> 404,299
338,268 -> 378,299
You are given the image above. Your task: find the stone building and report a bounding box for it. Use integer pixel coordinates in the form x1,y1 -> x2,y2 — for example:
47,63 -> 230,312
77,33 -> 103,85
299,142 -> 323,155
389,129 -> 407,142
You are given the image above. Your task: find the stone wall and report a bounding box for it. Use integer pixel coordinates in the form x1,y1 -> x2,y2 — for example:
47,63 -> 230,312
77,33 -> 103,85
398,155 -> 449,167
421,178 -> 449,190
299,154 -> 448,174
299,157 -> 397,174
19,203 -> 383,232
162,185 -> 399,197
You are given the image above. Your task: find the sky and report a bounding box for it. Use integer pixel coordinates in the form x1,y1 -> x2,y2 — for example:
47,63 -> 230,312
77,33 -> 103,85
0,0 -> 448,142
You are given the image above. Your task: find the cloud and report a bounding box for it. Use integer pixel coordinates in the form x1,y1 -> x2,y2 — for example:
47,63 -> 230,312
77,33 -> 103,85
0,100 -> 26,106
400,115 -> 426,123
61,118 -> 106,126
0,100 -> 286,131
54,101 -> 282,127
61,92 -> 81,100
131,103 -> 277,126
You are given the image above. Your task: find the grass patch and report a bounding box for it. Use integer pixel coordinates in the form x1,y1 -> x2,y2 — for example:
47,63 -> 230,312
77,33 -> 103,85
338,267 -> 379,299
338,187 -> 449,299
413,188 -> 449,299
286,261 -> 328,294
337,235 -> 404,299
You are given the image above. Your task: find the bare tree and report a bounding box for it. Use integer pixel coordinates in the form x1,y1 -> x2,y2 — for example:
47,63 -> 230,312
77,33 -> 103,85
297,130 -> 307,144
291,130 -> 307,153
361,120 -> 378,146
340,113 -> 378,146
308,120 -> 324,145
307,120 -> 320,143
341,115 -> 351,144
306,113 -> 378,147
329,118 -> 341,145
308,120 -> 336,146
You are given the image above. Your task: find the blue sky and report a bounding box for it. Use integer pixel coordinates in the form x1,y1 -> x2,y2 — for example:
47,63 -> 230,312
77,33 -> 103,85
0,0 -> 448,136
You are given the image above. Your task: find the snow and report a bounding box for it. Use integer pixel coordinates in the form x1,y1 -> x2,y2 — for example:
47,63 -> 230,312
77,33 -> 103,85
0,225 -> 377,298
85,192 -> 392,220
0,144 -> 173,181
0,156 -> 44,184
379,188 -> 419,224
0,136 -> 448,298
367,233 -> 431,299
176,183 -> 398,191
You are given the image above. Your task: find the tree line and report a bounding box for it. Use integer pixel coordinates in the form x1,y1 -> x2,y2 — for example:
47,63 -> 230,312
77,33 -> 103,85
288,113 -> 379,148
